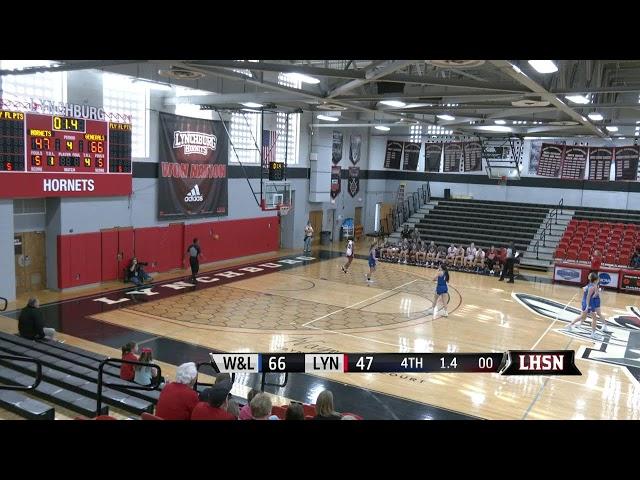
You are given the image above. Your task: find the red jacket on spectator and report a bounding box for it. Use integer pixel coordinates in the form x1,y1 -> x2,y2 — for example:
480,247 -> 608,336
120,352 -> 138,381
591,251 -> 602,271
156,382 -> 199,420
191,402 -> 236,420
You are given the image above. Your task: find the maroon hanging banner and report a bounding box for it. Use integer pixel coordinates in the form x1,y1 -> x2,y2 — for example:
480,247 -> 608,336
560,145 -> 587,179
383,140 -> 403,169
424,143 -> 443,172
537,143 -> 564,177
331,165 -> 341,198
402,142 -> 420,171
348,166 -> 360,197
158,112 -> 228,219
463,141 -> 482,172
443,143 -> 462,172
614,145 -> 639,181
587,147 -> 613,181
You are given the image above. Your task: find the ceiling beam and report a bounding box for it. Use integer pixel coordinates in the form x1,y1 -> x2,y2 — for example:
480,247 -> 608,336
182,60 -> 365,79
553,85 -> 640,94
0,60 -> 146,76
326,60 -> 417,98
489,60 -> 607,138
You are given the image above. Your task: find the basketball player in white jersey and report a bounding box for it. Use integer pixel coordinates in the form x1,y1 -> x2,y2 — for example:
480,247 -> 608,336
342,239 -> 355,273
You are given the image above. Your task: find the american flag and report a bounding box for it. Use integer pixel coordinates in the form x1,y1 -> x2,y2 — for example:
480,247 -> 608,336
262,130 -> 278,168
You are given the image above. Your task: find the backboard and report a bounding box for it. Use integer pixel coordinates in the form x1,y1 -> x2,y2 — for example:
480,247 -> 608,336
261,182 -> 292,211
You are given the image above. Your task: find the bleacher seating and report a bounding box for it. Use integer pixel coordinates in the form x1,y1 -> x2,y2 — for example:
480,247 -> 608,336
413,198 -> 549,253
554,219 -> 640,267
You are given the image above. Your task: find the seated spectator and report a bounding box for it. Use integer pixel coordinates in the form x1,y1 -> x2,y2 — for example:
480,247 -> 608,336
250,393 -> 279,420
226,398 -> 240,418
426,241 -> 437,266
191,379 -> 236,420
401,224 -> 411,240
134,347 -> 164,387
453,245 -> 465,268
314,390 -> 342,420
127,257 -> 151,286
631,247 -> 640,268
18,297 -> 59,342
411,227 -> 421,243
239,389 -> 261,420
446,244 -> 457,265
416,241 -> 427,266
485,246 -> 498,275
285,402 -> 305,420
120,342 -> 138,381
435,244 -> 447,265
474,248 -> 486,273
155,362 -> 199,420
399,239 -> 410,264
464,243 -> 477,269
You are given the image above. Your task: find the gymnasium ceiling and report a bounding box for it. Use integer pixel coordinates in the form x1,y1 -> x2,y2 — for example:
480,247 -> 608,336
3,60 -> 640,139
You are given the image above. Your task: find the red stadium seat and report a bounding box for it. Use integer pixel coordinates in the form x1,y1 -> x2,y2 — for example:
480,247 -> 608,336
554,248 -> 565,259
578,251 -> 590,262
619,255 -> 631,266
605,254 -> 616,265
566,250 -> 578,261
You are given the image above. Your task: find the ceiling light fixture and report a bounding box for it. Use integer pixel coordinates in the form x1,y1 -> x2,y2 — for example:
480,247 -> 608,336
476,125 -> 512,133
588,113 -> 603,121
241,102 -> 263,108
437,114 -> 455,121
379,100 -> 407,108
528,60 -> 558,74
374,125 -> 390,131
565,95 -> 590,104
495,120 -> 506,125
317,114 -> 339,122
284,72 -> 320,84
606,126 -> 618,132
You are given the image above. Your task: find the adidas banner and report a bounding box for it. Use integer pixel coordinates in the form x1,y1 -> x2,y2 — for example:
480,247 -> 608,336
158,112 -> 229,219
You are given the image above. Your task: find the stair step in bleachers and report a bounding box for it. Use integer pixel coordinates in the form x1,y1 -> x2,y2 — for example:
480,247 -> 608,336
0,332 -> 160,404
0,343 -> 154,415
0,365 -> 109,417
0,390 -> 55,420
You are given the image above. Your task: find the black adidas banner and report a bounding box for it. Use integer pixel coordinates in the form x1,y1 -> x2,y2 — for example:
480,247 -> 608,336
332,131 -> 344,164
158,112 -> 228,219
348,166 -> 360,197
331,165 -> 342,198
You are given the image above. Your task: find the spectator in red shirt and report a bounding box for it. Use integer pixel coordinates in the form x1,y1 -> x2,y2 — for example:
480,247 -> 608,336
239,388 -> 260,420
191,379 -> 236,420
120,342 -> 138,381
591,249 -> 602,273
155,362 -> 199,420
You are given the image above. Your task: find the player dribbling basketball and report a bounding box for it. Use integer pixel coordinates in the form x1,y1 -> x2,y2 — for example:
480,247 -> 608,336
342,239 -> 355,273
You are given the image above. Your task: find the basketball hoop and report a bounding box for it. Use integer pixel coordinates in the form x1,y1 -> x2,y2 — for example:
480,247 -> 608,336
279,205 -> 290,216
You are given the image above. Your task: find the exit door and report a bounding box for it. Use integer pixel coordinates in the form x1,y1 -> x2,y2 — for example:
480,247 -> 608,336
14,231 -> 47,295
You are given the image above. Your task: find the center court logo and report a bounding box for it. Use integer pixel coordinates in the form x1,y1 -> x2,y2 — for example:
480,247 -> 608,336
556,268 -> 580,281
184,184 -> 204,202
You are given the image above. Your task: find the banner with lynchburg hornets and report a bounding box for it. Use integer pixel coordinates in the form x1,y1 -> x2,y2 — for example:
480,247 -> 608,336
158,112 -> 228,219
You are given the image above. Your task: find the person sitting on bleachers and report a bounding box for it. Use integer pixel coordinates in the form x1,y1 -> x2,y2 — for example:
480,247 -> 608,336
446,244 -> 457,265
474,248 -> 486,273
285,402 -> 305,420
409,240 -> 419,265
190,378 -> 236,420
416,241 -> 427,266
453,245 -> 466,268
411,227 -> 421,243
485,246 -> 498,275
155,362 -> 199,420
401,224 -> 411,240
249,393 -> 279,420
426,241 -> 437,266
134,347 -> 164,387
631,247 -> 640,268
314,390 -> 342,420
399,239 -> 410,264
464,243 -> 477,270
239,388 -> 260,420
120,342 -> 138,381
18,297 -> 59,342
435,244 -> 447,266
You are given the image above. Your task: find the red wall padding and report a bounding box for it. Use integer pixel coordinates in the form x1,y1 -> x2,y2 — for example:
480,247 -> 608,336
100,230 -> 119,282
58,216 -> 278,288
58,232 -> 102,288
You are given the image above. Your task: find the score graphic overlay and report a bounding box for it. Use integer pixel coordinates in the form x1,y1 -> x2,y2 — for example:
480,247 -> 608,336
0,110 -> 132,198
207,351 -> 581,375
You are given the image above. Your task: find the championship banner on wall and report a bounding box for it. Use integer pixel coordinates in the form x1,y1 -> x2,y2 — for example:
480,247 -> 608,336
383,140 -> 403,169
424,143 -> 443,172
463,141 -> 482,172
537,143 -> 564,177
402,142 -> 420,171
331,165 -> 341,198
348,167 -> 360,197
158,112 -> 228,219
614,145 -> 639,181
332,131 -> 344,164
587,147 -> 613,181
560,145 -> 587,179
349,134 -> 362,164
443,143 -> 462,172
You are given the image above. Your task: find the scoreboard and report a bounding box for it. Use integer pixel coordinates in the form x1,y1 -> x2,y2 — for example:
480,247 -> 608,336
207,351 -> 581,376
0,110 -> 132,198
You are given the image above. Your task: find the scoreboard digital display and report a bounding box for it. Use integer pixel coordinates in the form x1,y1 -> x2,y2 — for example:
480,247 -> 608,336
268,161 -> 285,181
0,109 -> 132,197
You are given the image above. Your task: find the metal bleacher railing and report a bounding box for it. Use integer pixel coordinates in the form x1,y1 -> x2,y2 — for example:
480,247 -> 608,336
96,358 -> 162,416
0,355 -> 43,391
382,182 -> 430,236
533,198 -> 564,260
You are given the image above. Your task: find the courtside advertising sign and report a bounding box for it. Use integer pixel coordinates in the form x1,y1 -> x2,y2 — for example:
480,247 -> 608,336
158,112 -> 228,219
553,265 -> 583,283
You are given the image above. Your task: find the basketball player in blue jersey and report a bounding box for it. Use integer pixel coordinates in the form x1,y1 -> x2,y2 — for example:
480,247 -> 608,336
565,272 -> 605,339
365,242 -> 377,285
432,264 -> 450,319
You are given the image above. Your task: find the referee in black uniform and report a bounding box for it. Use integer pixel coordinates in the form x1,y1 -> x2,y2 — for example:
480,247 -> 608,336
499,241 -> 516,283
186,238 -> 202,283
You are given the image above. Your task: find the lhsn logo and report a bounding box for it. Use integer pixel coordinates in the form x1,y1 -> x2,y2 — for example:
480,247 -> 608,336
598,272 -> 612,286
557,269 -> 580,280
184,184 -> 204,202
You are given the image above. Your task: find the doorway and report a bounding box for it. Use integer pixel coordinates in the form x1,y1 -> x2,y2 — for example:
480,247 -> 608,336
14,231 -> 47,295
309,210 -> 323,245
355,207 -> 362,227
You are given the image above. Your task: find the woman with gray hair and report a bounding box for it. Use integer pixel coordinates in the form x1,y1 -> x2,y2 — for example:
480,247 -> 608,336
155,362 -> 199,420
18,297 -> 59,342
